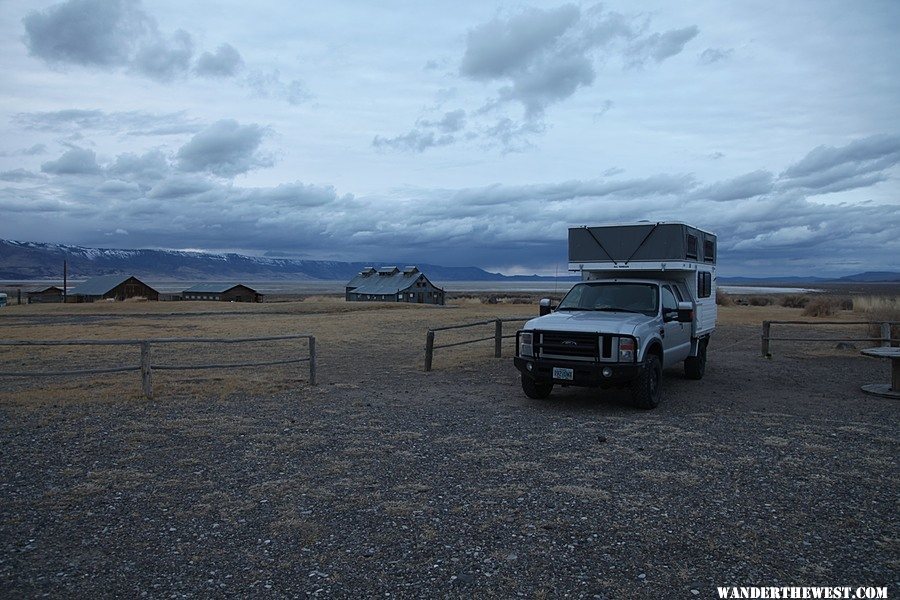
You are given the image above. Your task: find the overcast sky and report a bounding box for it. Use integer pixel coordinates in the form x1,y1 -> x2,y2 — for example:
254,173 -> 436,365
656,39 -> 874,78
1,0 -> 898,276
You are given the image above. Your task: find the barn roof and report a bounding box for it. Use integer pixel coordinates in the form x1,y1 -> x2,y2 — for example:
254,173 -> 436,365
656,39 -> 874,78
69,274 -> 144,296
25,285 -> 64,294
183,283 -> 258,294
346,266 -> 442,295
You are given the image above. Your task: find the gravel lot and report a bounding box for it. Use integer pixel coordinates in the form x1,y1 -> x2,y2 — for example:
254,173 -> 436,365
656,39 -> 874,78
1,303 -> 898,598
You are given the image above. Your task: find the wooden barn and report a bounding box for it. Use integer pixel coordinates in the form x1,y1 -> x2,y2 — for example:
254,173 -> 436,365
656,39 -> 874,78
68,275 -> 159,302
182,283 -> 264,302
346,266 -> 445,305
26,285 -> 65,304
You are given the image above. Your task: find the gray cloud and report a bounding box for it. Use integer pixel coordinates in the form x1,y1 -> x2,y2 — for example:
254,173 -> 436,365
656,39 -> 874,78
698,47 -> 733,65
460,5 -> 581,81
0,169 -> 46,182
245,70 -> 311,105
373,130 -> 456,153
132,29 -> 193,81
196,43 -> 244,77
176,120 -> 273,177
13,109 -> 204,136
23,0 -> 244,84
625,26 -> 699,67
693,170 -> 775,202
40,147 -> 102,175
23,0 -> 150,67
107,150 -> 169,183
146,174 -> 214,199
779,134 -> 900,193
380,5 -> 698,152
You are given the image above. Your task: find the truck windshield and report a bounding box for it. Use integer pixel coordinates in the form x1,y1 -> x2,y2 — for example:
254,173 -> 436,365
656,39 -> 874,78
556,282 -> 659,316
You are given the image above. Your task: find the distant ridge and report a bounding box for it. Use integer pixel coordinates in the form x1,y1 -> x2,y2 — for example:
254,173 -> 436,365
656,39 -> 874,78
1,240 -> 896,283
0,239 -> 579,282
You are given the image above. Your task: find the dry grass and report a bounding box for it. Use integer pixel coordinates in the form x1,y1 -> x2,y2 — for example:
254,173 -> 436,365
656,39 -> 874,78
853,295 -> 900,346
1,294 -> 891,406
716,289 -> 733,306
802,298 -> 837,317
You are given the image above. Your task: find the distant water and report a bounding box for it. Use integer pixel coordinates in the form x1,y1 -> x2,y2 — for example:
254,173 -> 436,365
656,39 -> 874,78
719,285 -> 823,295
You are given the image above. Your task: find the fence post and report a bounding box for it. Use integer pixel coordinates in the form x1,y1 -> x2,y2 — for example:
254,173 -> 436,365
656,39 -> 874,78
494,319 -> 502,358
308,336 -> 317,385
140,341 -> 153,399
425,329 -> 435,372
761,321 -> 771,358
882,323 -> 892,347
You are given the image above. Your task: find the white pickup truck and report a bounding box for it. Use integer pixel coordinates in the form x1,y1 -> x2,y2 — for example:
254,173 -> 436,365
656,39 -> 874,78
514,222 -> 717,409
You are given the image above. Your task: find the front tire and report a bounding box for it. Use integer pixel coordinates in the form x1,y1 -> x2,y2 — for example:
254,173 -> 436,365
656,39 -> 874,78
521,374 -> 553,400
631,354 -> 661,409
684,339 -> 707,380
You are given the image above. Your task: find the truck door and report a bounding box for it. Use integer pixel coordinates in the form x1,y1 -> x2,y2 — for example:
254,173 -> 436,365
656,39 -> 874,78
662,285 -> 691,367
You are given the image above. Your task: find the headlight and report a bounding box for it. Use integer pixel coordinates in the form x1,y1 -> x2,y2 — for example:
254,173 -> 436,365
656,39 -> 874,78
618,338 -> 635,362
519,332 -> 533,357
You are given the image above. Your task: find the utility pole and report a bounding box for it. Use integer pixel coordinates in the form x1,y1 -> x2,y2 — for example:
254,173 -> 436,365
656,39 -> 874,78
63,259 -> 67,303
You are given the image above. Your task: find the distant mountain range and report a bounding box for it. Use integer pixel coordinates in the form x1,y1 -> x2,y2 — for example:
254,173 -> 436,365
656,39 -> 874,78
0,239 -> 579,282
1,240 -> 897,283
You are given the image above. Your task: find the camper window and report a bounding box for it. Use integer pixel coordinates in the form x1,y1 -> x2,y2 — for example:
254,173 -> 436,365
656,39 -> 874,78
704,240 -> 715,263
686,235 -> 698,259
698,272 -> 712,298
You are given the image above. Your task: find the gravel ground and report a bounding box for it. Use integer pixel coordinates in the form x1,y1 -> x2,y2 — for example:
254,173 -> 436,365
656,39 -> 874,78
1,317 -> 898,598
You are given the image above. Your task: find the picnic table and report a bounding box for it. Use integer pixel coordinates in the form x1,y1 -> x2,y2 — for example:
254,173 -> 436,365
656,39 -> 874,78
860,346 -> 900,399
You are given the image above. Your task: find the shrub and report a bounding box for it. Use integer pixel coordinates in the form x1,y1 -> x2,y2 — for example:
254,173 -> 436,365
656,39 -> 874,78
715,289 -> 733,306
838,297 -> 854,310
780,295 -> 810,308
802,298 -> 836,317
748,296 -> 774,306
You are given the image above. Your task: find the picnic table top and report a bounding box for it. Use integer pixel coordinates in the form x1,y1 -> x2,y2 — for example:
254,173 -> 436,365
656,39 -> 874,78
860,347 -> 900,359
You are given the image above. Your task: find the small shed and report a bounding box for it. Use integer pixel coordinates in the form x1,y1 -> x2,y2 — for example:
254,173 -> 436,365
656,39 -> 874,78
26,285 -> 65,304
346,266 -> 444,305
68,275 -> 159,302
182,283 -> 264,302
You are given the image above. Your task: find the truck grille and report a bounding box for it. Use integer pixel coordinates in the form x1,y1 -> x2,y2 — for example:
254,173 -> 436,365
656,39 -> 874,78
537,331 -> 600,361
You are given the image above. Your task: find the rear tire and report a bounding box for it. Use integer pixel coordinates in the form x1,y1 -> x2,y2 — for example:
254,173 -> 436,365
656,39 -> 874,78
631,354 -> 661,409
684,339 -> 707,380
521,374 -> 553,400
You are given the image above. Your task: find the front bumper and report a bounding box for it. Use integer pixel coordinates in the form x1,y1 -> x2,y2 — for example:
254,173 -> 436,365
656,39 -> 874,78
514,356 -> 644,387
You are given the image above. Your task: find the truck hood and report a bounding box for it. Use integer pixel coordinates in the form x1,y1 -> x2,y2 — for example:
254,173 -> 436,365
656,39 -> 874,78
523,310 -> 653,336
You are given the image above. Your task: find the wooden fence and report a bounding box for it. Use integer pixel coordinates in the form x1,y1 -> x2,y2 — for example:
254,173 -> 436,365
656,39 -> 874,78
424,317 -> 531,371
761,321 -> 898,357
0,334 -> 316,398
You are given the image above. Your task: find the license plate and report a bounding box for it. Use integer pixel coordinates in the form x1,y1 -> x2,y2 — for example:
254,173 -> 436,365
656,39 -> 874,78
552,367 -> 574,381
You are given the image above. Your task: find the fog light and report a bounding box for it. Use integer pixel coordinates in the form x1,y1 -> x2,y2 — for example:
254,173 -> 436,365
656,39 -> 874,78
602,367 -> 612,378
526,362 -> 533,371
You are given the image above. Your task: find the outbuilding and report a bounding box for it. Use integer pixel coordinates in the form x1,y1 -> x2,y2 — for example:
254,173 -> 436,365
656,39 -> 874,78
26,285 -> 65,304
182,283 -> 264,302
346,266 -> 444,305
68,275 -> 159,302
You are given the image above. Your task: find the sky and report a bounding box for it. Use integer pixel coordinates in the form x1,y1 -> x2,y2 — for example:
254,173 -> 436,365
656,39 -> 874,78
0,0 -> 898,277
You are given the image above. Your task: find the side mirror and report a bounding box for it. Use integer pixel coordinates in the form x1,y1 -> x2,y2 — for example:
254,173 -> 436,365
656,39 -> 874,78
539,298 -> 553,316
677,301 -> 694,323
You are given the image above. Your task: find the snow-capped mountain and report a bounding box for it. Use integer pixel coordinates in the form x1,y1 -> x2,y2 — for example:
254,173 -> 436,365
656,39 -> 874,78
0,239 -> 515,281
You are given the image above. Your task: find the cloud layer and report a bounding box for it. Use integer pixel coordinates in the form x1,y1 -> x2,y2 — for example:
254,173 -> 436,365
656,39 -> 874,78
4,132 -> 898,275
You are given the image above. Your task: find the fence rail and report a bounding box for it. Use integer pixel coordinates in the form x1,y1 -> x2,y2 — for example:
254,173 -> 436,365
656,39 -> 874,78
0,334 -> 316,398
424,317 -> 531,371
761,321 -> 898,357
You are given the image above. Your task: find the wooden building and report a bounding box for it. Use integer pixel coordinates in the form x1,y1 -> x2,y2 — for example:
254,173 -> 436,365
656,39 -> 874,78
182,283 -> 264,302
346,266 -> 445,305
26,285 -> 65,304
68,275 -> 159,302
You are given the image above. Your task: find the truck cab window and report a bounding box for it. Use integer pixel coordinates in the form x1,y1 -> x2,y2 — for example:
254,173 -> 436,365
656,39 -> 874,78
662,286 -> 678,313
